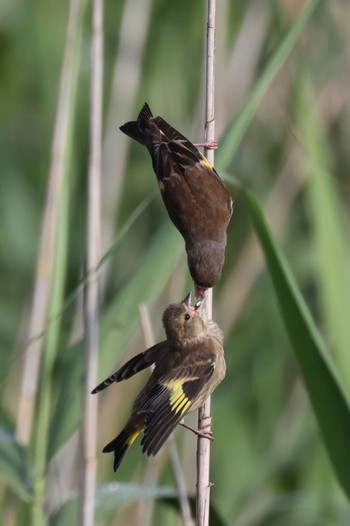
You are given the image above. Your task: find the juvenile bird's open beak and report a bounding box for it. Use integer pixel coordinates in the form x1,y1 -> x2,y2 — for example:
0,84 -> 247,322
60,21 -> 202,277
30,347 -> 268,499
181,292 -> 192,307
194,298 -> 203,312
194,285 -> 207,301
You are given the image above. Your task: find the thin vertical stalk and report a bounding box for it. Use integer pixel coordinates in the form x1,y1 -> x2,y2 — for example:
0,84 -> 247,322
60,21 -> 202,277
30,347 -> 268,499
15,0 -> 85,449
196,1 -> 216,525
12,0 -> 85,523
80,0 -> 103,524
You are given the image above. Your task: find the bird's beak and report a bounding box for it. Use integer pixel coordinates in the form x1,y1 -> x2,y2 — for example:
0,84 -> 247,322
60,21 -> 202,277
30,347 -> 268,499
194,298 -> 203,311
194,285 -> 207,301
181,292 -> 192,307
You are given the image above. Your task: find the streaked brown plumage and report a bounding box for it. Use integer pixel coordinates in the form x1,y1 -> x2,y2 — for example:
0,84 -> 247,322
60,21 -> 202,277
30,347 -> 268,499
92,294 -> 225,471
120,103 -> 233,298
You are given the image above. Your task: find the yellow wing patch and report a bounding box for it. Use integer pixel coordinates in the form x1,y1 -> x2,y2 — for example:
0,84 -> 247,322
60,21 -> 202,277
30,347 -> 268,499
158,180 -> 165,192
199,153 -> 213,170
164,380 -> 191,416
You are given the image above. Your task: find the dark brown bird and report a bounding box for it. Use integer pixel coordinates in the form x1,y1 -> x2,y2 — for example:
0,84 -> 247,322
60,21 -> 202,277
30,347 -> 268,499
120,103 -> 233,298
92,293 -> 225,472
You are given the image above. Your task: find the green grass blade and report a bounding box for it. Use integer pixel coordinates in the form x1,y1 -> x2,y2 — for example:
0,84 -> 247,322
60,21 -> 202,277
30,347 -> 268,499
244,189 -> 350,499
0,427 -> 33,501
48,223 -> 182,458
298,78 -> 350,390
216,0 -> 319,172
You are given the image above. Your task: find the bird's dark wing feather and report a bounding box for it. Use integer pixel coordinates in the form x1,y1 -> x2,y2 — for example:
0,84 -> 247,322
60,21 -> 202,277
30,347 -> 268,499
138,357 -> 215,456
152,115 -> 198,147
91,341 -> 167,394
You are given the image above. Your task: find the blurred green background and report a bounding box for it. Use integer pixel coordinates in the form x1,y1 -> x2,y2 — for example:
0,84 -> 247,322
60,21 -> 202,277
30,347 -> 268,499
1,0 -> 350,525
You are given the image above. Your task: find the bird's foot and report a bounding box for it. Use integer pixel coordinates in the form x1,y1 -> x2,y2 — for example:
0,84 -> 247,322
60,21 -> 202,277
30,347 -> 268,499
194,140 -> 218,150
180,421 -> 214,441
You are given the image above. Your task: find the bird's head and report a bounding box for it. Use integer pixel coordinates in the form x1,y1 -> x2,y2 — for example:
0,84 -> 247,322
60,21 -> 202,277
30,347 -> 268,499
162,293 -> 206,345
186,240 -> 226,295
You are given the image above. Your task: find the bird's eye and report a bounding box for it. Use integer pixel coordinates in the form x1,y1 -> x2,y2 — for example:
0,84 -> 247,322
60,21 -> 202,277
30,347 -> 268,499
184,313 -> 190,321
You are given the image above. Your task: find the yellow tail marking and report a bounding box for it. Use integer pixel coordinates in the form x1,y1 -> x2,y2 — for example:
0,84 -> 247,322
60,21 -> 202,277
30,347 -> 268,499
128,429 -> 142,446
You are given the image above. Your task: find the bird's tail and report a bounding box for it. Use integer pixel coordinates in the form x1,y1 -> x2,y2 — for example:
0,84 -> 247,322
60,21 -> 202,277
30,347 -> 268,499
103,421 -> 144,471
119,103 -> 153,146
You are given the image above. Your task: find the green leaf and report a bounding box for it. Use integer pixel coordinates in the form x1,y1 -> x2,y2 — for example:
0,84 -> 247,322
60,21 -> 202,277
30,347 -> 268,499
0,426 -> 33,500
48,223 -> 182,458
216,0 -> 319,173
298,78 -> 350,390
50,483 -> 178,526
244,189 -> 350,499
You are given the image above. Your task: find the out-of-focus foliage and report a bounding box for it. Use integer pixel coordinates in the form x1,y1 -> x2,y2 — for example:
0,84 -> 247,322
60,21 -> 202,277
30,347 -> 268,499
1,0 -> 350,525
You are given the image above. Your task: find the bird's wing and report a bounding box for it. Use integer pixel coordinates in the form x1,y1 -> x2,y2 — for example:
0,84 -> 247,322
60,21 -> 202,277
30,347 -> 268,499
144,114 -> 221,181
138,353 -> 216,456
153,139 -> 233,236
152,115 -> 199,148
152,131 -> 221,182
91,341 -> 168,394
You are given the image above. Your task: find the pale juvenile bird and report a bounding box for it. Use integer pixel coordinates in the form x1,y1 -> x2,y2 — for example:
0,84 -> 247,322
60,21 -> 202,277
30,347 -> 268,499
120,103 -> 233,299
92,293 -> 225,471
